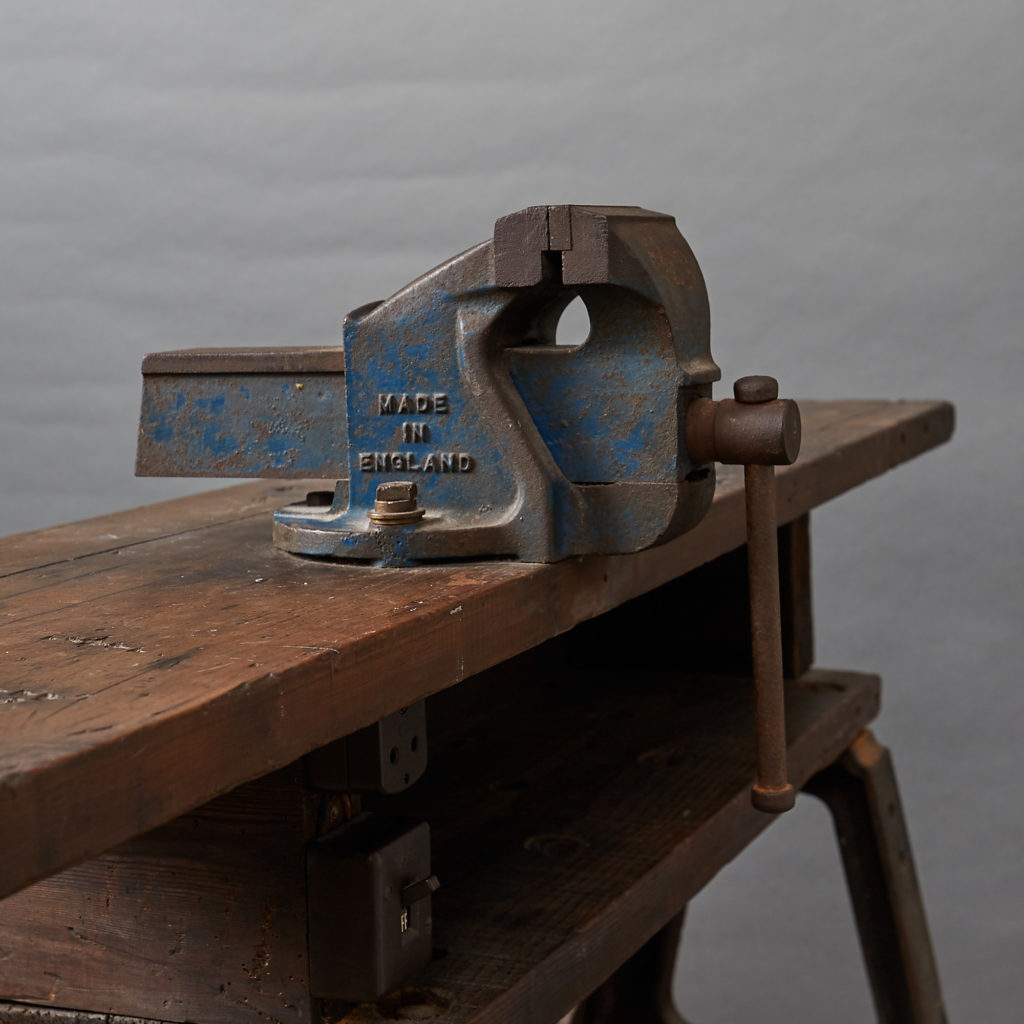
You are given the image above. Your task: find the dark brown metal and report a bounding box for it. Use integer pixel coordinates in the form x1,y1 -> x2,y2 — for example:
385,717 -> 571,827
685,396 -> 801,467
401,874 -> 441,907
745,461 -> 796,813
686,375 -> 801,813
733,374 -> 778,404
806,732 -> 948,1023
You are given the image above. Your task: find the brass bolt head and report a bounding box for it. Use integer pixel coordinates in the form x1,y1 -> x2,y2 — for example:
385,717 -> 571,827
369,481 -> 425,525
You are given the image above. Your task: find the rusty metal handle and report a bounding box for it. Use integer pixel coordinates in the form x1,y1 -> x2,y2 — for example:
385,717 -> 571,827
687,375 -> 801,814
744,460 -> 796,813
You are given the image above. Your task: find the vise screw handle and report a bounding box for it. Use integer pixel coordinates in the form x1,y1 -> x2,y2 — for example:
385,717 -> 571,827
687,376 -> 802,813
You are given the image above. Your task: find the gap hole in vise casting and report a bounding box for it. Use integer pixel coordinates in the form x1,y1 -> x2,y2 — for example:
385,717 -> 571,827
555,295 -> 591,347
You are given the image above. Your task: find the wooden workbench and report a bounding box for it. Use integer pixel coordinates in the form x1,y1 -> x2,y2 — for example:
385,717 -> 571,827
0,400 -> 954,1023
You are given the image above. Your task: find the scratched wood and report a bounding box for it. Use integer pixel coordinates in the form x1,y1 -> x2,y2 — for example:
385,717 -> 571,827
0,664 -> 879,1024
326,665 -> 881,1024
0,400 -> 953,899
0,765 -> 319,1023
0,481 -> 315,579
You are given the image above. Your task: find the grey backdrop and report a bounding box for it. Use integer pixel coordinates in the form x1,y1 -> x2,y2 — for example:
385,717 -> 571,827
1,2 -> 1020,1020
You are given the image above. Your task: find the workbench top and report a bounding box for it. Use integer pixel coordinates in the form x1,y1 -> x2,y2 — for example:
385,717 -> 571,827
0,400 -> 953,900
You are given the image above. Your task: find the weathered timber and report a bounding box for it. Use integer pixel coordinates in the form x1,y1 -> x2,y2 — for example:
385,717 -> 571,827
0,401 -> 953,899
0,764 -> 319,1022
324,666 -> 880,1024
806,733 -> 948,1023
564,513 -> 813,681
0,661 -> 878,1024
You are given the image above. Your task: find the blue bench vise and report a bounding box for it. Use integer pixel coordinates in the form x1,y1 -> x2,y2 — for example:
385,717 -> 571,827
136,204 -> 802,813
137,205 -> 755,566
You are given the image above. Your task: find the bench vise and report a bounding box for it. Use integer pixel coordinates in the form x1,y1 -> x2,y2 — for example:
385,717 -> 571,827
138,205 -> 794,564
136,204 -> 801,812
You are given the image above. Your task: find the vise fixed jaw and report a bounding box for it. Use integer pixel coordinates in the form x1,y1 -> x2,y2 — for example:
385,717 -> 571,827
137,206 -> 721,565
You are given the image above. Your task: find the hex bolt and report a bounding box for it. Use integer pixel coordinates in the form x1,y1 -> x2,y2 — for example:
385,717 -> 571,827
368,481 -> 426,525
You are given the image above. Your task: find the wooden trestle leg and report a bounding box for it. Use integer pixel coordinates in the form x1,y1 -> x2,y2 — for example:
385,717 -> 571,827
573,909 -> 690,1024
805,731 -> 947,1024
574,730 -> 947,1024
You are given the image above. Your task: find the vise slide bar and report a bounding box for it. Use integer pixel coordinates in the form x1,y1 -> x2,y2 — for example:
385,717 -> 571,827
137,206 -> 722,565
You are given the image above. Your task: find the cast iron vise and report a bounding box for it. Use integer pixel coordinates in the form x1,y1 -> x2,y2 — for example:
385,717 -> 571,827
136,204 -> 801,813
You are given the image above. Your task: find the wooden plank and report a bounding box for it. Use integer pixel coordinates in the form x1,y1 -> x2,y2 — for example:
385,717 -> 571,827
780,512 -> 814,678
0,481 -> 316,579
0,666 -> 879,1024
328,666 -> 881,1024
554,515 -> 812,680
0,766 -> 319,1023
0,401 -> 953,899
0,1007 -> 167,1024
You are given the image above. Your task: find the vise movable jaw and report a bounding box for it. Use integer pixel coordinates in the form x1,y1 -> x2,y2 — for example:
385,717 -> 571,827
137,206 -> 721,565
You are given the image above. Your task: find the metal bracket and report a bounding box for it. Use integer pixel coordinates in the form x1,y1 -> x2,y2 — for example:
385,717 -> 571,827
306,701 -> 428,796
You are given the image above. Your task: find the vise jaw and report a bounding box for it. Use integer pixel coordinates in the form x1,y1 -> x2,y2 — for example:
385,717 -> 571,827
137,206 -> 721,565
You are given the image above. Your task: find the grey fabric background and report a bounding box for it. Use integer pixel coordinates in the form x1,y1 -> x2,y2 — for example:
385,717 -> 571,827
1,2 -> 1020,1019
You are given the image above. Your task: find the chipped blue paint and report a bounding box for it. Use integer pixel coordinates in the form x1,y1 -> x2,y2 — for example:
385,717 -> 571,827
137,374 -> 348,478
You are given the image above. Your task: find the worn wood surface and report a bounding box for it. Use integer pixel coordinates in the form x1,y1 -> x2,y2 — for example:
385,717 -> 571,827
0,664 -> 881,1024
564,513 -> 814,683
0,400 -> 953,899
328,665 -> 881,1024
0,526 -> 811,1023
0,1007 -> 170,1024
0,765 -> 319,1023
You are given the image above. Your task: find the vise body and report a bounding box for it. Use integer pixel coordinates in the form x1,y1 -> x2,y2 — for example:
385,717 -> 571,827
137,206 -> 724,566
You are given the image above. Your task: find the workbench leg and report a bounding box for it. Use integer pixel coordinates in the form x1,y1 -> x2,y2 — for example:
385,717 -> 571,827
805,730 -> 947,1024
572,908 -> 691,1024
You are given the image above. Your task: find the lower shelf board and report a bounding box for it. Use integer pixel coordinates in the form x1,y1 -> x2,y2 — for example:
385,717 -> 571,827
0,666 -> 879,1024
333,665 -> 879,1024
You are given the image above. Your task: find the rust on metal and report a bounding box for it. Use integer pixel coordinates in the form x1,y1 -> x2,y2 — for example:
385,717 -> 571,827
685,395 -> 801,467
686,375 -> 801,813
368,481 -> 426,525
141,346 -> 347,375
137,206 -> 723,564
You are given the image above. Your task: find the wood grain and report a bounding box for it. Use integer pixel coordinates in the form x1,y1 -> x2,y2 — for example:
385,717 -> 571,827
0,664 -> 881,1024
0,400 -> 953,899
329,664 -> 881,1024
0,766 -> 318,1022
